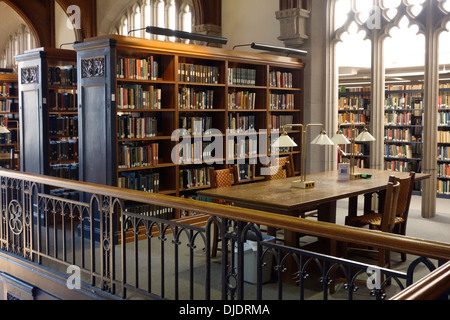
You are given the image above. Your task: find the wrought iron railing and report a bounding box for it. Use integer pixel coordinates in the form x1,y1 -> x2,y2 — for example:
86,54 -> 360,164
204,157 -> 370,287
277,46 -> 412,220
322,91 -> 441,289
0,169 -> 449,300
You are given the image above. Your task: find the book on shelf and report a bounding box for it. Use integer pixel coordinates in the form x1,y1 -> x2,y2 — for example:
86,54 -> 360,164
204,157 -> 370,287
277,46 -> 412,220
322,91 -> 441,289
437,180 -> 450,195
118,84 -> 161,109
48,91 -> 77,111
228,68 -> 256,86
438,163 -> 450,178
178,63 -> 219,84
118,171 -> 160,193
49,115 -> 78,136
0,99 -> 18,112
270,93 -> 295,110
49,139 -> 78,161
269,70 -> 293,88
227,113 -> 255,132
125,202 -> 174,219
179,166 -> 212,189
228,91 -> 256,110
384,160 -> 412,172
178,87 -> 214,109
117,56 -> 159,80
0,83 -> 16,97
117,115 -> 157,139
438,146 -> 450,160
237,163 -> 257,181
270,114 -> 293,131
438,131 -> 450,143
179,116 -> 213,135
118,142 -> 159,169
48,65 -> 77,85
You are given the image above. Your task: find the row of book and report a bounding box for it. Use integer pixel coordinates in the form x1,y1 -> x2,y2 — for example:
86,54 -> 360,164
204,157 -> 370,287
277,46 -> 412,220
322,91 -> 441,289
269,93 -> 295,110
384,112 -> 413,126
386,84 -> 424,91
227,114 -> 256,132
49,139 -> 78,161
385,96 -> 423,110
339,157 -> 365,168
50,163 -> 79,180
271,114 -> 294,131
438,163 -> 450,178
48,66 -> 77,85
339,143 -> 365,156
438,94 -> 450,109
384,144 -> 416,159
438,131 -> 450,143
385,160 -> 412,172
179,166 -> 213,189
118,142 -> 159,169
269,70 -> 293,88
0,100 -> 17,112
338,97 -> 370,110
0,130 -> 16,144
438,146 -> 450,161
117,84 -> 162,109
125,203 -> 175,220
338,112 -> 367,124
438,112 -> 450,126
48,91 -> 77,111
49,115 -> 78,137
228,67 -> 256,86
178,87 -> 214,109
117,115 -> 157,139
179,116 -> 213,135
117,56 -> 159,80
384,128 -> 414,142
178,63 -> 219,84
437,180 -> 450,195
175,141 -> 214,164
0,83 -> 15,97
226,137 -> 258,159
228,91 -> 256,110
118,172 -> 160,193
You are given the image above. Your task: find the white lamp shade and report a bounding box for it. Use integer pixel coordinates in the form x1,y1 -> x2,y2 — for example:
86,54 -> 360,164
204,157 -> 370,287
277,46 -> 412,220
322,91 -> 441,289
272,134 -> 298,147
331,132 -> 351,145
311,131 -> 334,145
0,126 -> 10,134
356,129 -> 376,142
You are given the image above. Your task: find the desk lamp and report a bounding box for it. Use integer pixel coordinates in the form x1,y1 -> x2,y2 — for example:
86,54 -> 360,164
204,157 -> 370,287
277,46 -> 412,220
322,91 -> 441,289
272,123 -> 334,189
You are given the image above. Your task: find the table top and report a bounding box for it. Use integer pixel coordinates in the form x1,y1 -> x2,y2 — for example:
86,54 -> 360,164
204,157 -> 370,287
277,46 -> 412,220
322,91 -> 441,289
197,169 -> 430,213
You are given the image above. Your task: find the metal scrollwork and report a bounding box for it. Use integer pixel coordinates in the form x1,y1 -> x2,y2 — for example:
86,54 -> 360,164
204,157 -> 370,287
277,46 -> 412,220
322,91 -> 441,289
21,66 -> 38,84
81,56 -> 105,78
8,200 -> 23,236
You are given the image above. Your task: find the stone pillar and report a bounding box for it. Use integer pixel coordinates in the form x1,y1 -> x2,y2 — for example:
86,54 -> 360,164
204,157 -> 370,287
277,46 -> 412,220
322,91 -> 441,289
370,29 -> 386,171
421,5 -> 440,218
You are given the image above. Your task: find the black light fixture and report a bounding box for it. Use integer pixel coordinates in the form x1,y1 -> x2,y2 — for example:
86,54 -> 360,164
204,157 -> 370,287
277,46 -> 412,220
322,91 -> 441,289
128,26 -> 228,45
233,42 -> 307,56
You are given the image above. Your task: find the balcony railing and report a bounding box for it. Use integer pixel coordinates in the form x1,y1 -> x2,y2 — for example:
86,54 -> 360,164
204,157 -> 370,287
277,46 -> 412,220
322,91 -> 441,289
0,169 -> 448,300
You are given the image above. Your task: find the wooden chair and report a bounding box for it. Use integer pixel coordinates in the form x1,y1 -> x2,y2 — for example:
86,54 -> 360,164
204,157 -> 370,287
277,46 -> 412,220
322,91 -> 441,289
345,172 -> 415,261
343,176 -> 401,271
208,166 -> 240,257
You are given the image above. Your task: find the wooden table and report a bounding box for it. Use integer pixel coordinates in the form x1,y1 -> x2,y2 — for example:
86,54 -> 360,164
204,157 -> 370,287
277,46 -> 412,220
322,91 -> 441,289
198,168 -> 430,249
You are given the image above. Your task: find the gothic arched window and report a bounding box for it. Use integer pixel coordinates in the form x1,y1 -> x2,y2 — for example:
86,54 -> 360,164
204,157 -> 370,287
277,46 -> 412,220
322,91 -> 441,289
113,0 -> 193,42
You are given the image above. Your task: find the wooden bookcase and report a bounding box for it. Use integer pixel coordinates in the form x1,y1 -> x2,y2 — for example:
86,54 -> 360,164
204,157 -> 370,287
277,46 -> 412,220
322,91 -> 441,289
73,35 -> 304,206
16,48 -> 78,180
0,73 -> 19,170
337,86 -> 371,168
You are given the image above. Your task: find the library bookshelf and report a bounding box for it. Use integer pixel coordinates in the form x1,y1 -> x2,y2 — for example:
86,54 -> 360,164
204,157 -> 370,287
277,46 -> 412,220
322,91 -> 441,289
0,73 -> 19,170
74,35 -> 304,214
337,86 -> 371,168
16,48 -> 78,185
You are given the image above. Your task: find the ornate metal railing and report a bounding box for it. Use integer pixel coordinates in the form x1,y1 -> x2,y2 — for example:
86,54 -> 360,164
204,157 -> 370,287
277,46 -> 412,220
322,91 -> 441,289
0,169 -> 449,300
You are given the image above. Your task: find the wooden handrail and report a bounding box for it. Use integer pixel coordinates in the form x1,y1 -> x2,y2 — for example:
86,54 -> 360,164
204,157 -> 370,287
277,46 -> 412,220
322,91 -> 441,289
391,261 -> 450,300
2,169 -> 450,261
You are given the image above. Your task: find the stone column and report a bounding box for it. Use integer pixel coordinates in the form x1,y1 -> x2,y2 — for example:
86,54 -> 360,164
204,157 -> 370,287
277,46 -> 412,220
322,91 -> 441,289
421,4 -> 440,218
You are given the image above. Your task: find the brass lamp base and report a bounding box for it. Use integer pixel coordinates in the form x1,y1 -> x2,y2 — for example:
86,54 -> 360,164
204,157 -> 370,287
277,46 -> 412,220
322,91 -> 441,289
291,180 -> 315,189
350,173 -> 362,180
